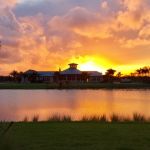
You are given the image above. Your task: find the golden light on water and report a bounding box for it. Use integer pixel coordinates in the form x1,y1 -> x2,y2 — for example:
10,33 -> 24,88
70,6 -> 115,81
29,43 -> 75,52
1,90 -> 150,121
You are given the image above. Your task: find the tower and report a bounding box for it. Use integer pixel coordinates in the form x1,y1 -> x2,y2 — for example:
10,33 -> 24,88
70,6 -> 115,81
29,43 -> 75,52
68,63 -> 78,69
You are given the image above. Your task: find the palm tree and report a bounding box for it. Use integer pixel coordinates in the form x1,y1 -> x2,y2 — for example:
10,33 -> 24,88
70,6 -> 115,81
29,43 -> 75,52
105,69 -> 116,77
116,72 -> 122,78
142,67 -> 149,76
136,69 -> 142,76
136,67 -> 149,76
104,69 -> 116,83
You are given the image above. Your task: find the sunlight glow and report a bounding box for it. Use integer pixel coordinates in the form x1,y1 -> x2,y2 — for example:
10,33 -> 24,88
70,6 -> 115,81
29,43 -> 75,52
68,56 -> 113,74
79,61 -> 105,73
67,55 -> 141,75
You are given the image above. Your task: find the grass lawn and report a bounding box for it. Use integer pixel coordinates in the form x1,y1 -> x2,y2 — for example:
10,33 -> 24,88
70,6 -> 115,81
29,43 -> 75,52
0,122 -> 150,150
0,82 -> 150,89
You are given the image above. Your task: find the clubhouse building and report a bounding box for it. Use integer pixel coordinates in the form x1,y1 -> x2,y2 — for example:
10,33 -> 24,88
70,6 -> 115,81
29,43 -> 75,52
23,63 -> 103,83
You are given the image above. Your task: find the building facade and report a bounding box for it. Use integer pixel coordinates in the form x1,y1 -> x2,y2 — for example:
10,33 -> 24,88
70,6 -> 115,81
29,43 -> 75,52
23,63 -> 103,83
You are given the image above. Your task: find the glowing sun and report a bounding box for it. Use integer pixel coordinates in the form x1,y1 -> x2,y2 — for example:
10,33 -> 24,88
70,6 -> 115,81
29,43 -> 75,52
79,61 -> 105,74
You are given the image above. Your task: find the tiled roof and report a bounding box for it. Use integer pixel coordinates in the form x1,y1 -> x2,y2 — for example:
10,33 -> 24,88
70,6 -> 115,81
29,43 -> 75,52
24,70 -> 37,74
61,68 -> 81,75
68,63 -> 78,65
37,71 -> 55,77
25,70 -> 55,77
24,70 -> 102,77
84,71 -> 102,76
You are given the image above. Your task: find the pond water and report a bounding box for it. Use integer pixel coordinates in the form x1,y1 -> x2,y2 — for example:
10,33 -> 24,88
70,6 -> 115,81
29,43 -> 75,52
0,90 -> 150,121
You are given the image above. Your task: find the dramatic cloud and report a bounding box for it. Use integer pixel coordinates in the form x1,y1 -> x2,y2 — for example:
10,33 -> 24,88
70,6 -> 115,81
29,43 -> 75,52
0,0 -> 19,8
0,0 -> 150,75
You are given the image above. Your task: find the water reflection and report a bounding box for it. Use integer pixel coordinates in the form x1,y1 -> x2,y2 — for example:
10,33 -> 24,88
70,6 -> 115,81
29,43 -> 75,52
0,90 -> 150,121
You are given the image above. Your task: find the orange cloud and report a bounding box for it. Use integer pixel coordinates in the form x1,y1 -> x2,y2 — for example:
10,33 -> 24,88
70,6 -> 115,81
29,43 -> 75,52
0,0 -> 18,8
0,0 -> 150,75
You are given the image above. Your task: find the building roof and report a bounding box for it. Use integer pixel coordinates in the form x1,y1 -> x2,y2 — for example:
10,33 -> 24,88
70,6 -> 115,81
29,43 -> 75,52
61,68 -> 81,75
24,69 -> 102,77
68,63 -> 78,65
24,70 -> 55,77
24,70 -> 37,74
84,71 -> 102,76
37,71 -> 55,77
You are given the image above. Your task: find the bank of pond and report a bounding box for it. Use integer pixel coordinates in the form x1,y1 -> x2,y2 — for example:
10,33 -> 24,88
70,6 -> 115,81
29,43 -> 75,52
0,82 -> 150,89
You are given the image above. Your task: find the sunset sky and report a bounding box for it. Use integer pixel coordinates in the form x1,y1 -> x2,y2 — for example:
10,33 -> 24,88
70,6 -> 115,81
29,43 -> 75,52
0,0 -> 150,75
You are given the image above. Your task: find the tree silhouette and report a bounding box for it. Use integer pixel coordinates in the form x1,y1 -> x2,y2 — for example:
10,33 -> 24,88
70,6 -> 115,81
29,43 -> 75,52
10,70 -> 18,79
116,72 -> 122,78
142,67 -> 149,76
10,71 -> 24,82
105,69 -> 116,77
136,67 -> 149,76
104,69 -> 116,83
136,69 -> 142,76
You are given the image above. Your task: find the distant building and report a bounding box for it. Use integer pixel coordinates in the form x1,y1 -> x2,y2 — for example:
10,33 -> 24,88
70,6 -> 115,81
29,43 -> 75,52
23,70 -> 56,83
60,63 -> 82,82
23,63 -> 103,83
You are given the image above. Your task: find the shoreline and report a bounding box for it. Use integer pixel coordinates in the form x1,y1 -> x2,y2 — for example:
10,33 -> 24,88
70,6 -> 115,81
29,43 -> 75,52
0,82 -> 150,89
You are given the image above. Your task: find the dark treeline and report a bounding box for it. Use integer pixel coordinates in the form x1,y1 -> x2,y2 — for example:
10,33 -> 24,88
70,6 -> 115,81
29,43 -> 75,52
1,66 -> 150,83
103,67 -> 150,83
103,66 -> 150,83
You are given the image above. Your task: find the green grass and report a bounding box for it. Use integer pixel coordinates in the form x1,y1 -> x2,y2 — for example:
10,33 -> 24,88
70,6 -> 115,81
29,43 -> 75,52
0,82 -> 150,89
0,83 -> 58,89
0,122 -> 150,150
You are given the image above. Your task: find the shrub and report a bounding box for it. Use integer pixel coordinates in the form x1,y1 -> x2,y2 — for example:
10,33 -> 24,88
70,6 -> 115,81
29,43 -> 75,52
81,115 -> 107,122
110,114 -> 121,122
121,116 -> 132,122
80,116 -> 90,122
61,115 -> 72,122
47,114 -> 61,122
89,115 -> 100,122
133,113 -> 146,122
99,115 -> 107,122
23,116 -> 28,122
32,115 -> 39,122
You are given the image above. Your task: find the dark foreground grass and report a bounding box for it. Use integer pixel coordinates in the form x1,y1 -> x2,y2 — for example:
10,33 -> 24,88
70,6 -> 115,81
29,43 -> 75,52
0,122 -> 150,150
0,82 -> 150,89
